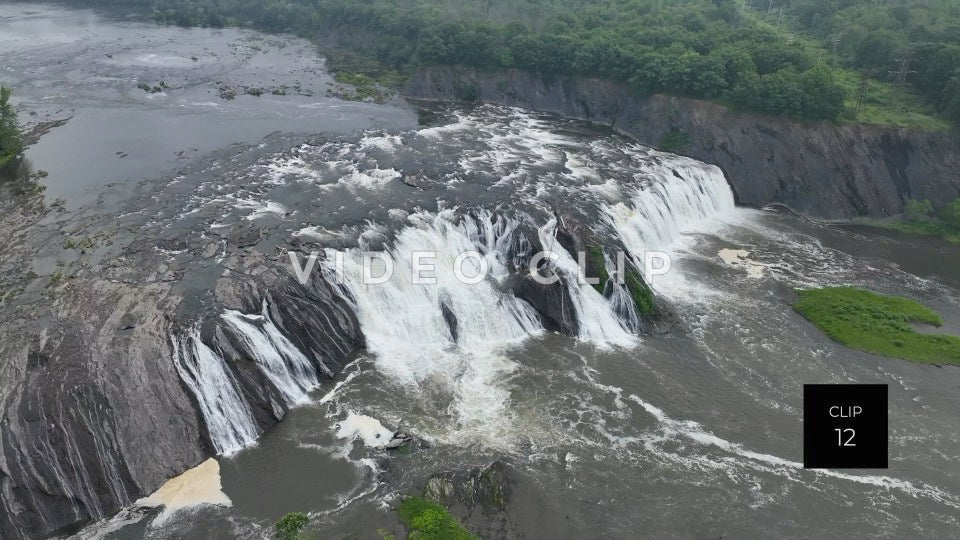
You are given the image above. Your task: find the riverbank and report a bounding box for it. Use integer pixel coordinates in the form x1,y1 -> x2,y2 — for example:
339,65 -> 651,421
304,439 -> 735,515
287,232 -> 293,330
405,65 -> 960,220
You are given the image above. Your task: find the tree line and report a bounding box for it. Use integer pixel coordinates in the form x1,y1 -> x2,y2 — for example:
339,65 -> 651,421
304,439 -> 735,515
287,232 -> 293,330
143,0 -> 957,125
767,0 -> 960,124
151,0 -> 853,120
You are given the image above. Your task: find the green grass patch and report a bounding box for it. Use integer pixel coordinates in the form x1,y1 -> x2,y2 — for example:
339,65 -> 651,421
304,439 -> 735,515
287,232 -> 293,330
397,496 -> 477,540
794,286 -> 960,365
333,71 -> 393,103
658,130 -> 692,153
887,220 -> 960,244
835,70 -> 950,131
625,269 -> 655,316
586,245 -> 609,294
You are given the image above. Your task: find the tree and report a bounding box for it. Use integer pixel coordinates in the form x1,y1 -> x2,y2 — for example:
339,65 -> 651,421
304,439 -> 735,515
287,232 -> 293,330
940,198 -> 960,229
853,30 -> 904,71
0,86 -> 22,168
798,64 -> 847,120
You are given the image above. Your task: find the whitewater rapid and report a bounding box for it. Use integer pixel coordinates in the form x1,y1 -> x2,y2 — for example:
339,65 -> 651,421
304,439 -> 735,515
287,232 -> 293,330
160,105 -> 960,535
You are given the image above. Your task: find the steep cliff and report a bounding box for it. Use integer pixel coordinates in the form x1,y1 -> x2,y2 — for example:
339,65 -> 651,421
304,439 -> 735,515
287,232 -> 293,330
0,187 -> 366,538
406,66 -> 960,219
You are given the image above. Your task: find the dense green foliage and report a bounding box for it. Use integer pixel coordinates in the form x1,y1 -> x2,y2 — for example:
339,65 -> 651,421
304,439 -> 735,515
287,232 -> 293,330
0,87 -> 22,169
890,197 -> 960,243
396,496 -> 477,540
771,0 -> 960,125
147,0 -> 960,125
274,512 -> 310,540
151,0 -> 860,120
794,287 -> 960,365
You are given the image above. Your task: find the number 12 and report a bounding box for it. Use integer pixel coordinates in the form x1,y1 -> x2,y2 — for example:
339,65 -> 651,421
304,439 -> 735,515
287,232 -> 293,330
835,428 -> 856,446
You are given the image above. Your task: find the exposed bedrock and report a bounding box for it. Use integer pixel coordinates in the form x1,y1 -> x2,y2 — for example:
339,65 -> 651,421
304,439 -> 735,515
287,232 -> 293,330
418,460 -> 590,539
0,255 -> 364,538
407,66 -> 960,219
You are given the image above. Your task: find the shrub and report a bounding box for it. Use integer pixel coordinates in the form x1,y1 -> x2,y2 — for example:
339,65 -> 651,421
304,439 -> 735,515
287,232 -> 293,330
274,512 -> 310,540
939,198 -> 960,228
659,130 -> 692,153
904,198 -> 934,220
397,497 -> 477,540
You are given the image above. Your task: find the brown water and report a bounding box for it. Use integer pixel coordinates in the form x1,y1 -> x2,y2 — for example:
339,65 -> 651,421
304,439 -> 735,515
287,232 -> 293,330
2,3 -> 959,539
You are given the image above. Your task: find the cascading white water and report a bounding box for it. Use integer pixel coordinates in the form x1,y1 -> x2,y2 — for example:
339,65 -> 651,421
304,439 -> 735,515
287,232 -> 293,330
325,210 -> 544,444
171,331 -> 260,455
220,302 -> 320,406
603,251 -> 643,331
604,160 -> 737,269
171,302 -> 326,455
170,108 -> 742,454
536,218 -> 636,346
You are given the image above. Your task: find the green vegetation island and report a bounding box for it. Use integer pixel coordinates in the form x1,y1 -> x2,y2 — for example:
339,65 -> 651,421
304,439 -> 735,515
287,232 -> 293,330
148,0 -> 960,128
794,286 -> 960,366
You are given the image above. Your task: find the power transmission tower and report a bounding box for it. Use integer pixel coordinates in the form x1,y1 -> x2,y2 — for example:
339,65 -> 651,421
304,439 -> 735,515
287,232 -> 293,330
889,49 -> 916,86
829,35 -> 841,64
855,70 -> 869,118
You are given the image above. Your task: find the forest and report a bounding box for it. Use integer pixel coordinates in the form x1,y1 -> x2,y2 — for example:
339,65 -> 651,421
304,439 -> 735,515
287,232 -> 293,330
77,0 -> 960,126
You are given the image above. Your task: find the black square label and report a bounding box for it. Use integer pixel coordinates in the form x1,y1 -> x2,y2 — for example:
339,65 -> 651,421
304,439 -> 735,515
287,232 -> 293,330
803,384 -> 887,469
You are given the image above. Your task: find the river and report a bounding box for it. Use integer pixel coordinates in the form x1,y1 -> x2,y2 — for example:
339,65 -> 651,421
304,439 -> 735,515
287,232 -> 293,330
1,3 -> 959,539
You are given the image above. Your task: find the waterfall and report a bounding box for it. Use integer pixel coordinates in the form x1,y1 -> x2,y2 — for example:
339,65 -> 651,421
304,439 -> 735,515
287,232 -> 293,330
169,132 -> 741,452
536,218 -> 636,345
220,302 -> 320,405
171,302 -> 326,455
324,210 -> 544,442
326,210 -> 543,376
171,331 -> 260,455
604,160 -> 736,267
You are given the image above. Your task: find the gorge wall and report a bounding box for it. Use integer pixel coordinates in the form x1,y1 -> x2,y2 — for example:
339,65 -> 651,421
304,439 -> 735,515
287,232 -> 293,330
406,66 -> 960,219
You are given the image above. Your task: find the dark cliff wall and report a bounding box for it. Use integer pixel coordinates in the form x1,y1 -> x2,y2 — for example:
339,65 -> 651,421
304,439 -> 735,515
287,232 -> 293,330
0,262 -> 364,539
406,66 -> 960,219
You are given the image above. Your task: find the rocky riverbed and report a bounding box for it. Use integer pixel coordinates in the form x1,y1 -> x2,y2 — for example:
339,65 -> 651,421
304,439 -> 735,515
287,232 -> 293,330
3,3 -> 960,540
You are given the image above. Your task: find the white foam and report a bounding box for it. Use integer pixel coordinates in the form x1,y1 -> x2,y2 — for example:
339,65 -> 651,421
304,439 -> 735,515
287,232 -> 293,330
325,211 -> 544,446
625,394 -> 960,510
604,160 -> 736,270
335,413 -> 394,447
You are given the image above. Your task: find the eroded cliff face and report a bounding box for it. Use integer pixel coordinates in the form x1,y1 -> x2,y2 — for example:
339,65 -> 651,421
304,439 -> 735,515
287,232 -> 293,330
0,187 -> 366,538
407,66 -> 960,219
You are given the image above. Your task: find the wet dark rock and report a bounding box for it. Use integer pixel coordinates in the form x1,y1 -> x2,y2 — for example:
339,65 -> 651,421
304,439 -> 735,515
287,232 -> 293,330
511,274 -> 578,335
227,225 -> 263,248
385,438 -> 405,449
440,299 -> 459,341
0,226 -> 365,538
419,461 -> 587,539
